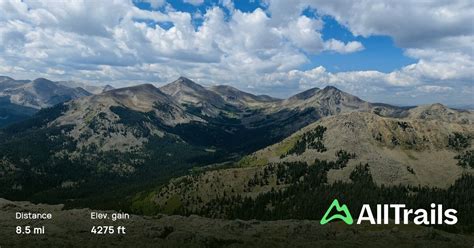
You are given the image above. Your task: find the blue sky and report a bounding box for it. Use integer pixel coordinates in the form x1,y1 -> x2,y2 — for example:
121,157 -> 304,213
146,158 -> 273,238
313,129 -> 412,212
305,20 -> 417,73
0,0 -> 472,106
135,0 -> 417,73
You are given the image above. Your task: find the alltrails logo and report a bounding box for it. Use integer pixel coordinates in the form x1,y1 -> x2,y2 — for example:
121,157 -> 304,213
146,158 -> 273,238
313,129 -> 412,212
320,199 -> 353,225
320,199 -> 458,225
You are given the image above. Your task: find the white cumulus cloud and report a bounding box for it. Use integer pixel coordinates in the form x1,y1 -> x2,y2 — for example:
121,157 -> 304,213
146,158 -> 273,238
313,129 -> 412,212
0,0 -> 471,106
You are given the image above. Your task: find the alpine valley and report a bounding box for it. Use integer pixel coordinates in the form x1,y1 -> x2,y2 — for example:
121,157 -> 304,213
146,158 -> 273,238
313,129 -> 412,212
0,76 -> 473,234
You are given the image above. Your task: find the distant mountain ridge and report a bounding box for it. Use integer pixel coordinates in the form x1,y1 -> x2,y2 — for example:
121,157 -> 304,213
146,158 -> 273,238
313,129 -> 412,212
3,78 -> 91,109
209,84 -> 279,107
0,76 -> 115,127
57,80 -> 114,94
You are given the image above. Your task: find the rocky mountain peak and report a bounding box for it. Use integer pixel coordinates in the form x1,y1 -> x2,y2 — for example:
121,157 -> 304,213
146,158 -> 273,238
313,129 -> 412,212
32,77 -> 55,86
322,85 -> 339,91
428,103 -> 447,109
93,86 -> 160,112
171,77 -> 205,91
288,85 -> 341,102
102,84 -> 115,92
160,77 -> 226,112
284,86 -> 365,109
407,103 -> 473,124
318,85 -> 347,97
32,77 -> 54,85
316,85 -> 365,104
410,103 -> 450,115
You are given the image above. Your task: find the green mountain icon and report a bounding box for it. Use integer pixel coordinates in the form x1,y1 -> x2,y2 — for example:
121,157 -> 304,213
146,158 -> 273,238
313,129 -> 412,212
320,199 -> 353,225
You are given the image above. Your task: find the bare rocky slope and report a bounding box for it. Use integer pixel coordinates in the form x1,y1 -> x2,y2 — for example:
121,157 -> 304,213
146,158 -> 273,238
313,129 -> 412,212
0,198 -> 472,248
253,109 -> 474,187
53,83 -> 200,153
153,105 -> 474,214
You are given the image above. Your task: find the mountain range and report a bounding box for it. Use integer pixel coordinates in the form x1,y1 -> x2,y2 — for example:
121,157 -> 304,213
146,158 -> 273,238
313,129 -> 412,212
0,76 -> 112,127
0,76 -> 472,224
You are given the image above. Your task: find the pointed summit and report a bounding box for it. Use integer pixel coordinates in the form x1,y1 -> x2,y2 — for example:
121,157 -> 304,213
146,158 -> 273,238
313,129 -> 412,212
317,85 -> 366,104
169,76 -> 205,91
322,85 -> 340,91
287,86 -> 354,104
281,85 -> 369,116
320,199 -> 353,225
102,84 -> 115,93
318,85 -> 350,98
160,77 -> 226,110
160,77 -> 207,96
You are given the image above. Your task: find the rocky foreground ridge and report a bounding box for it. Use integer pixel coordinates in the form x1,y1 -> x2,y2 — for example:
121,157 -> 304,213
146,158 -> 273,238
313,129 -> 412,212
0,198 -> 472,248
